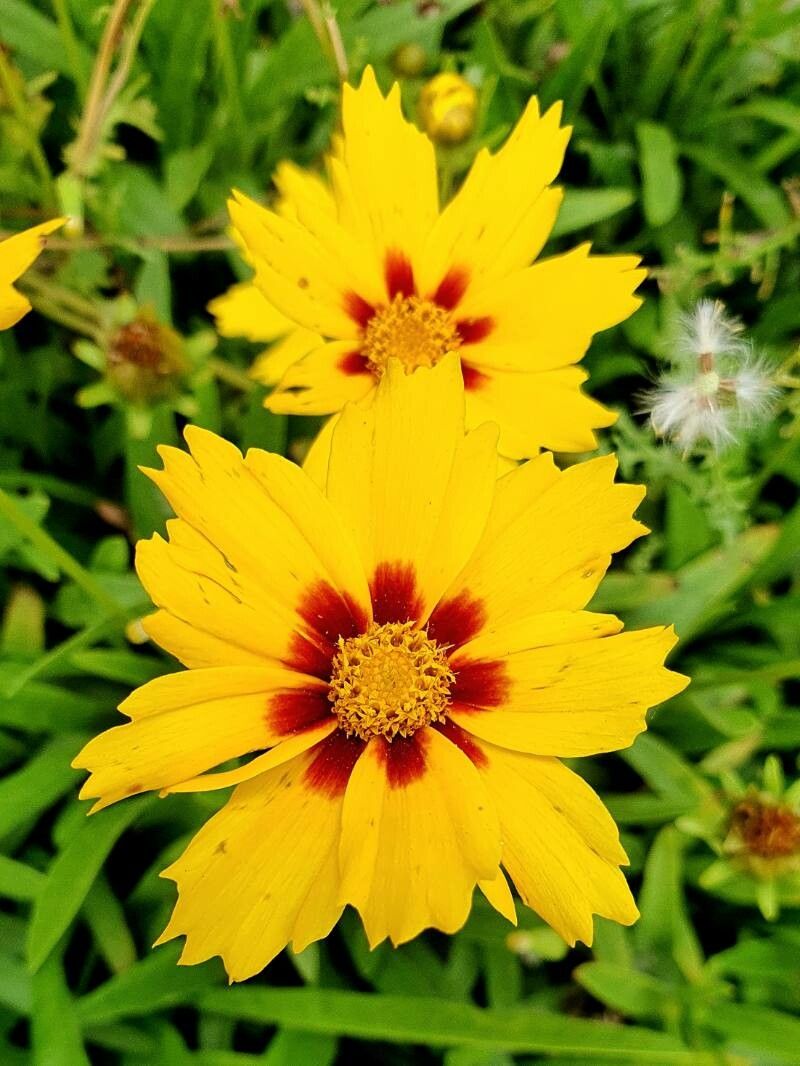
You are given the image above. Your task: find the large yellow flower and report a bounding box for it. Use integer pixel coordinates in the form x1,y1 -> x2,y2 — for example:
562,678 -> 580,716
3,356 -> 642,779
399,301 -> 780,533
74,355 -> 686,982
0,219 -> 64,329
228,67 -> 644,458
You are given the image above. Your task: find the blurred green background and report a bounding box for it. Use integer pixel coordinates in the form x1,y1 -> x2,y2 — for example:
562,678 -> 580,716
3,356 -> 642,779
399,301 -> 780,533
2,0 -> 800,1062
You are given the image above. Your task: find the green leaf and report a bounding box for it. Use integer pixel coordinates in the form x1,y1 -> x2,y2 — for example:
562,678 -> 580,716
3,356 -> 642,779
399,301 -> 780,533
31,954 -> 89,1066
574,961 -> 674,1022
0,735 -> 83,841
0,854 -> 44,902
551,188 -> 636,237
682,142 -> 790,229
0,0 -> 92,76
77,943 -> 223,1025
27,797 -> 153,973
199,988 -> 712,1060
702,1002 -> 800,1061
636,121 -> 683,226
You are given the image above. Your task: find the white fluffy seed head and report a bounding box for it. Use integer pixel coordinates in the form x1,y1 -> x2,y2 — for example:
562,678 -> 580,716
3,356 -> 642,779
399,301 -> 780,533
676,299 -> 746,362
732,357 -> 779,423
647,379 -> 735,454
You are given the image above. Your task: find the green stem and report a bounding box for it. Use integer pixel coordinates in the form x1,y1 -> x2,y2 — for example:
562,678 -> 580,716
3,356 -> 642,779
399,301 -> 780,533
50,0 -> 90,99
208,356 -> 256,391
0,473 -> 101,509
0,488 -> 124,619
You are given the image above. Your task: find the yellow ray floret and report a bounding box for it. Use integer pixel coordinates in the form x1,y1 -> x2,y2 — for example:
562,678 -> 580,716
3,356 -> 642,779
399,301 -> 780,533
222,67 -> 644,457
0,219 -> 65,329
73,356 -> 687,980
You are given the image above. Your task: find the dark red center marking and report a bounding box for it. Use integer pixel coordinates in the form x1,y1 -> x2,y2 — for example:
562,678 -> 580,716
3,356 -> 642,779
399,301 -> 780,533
434,718 -> 488,768
427,589 -> 487,649
385,250 -> 416,300
338,350 -> 371,376
267,688 -> 331,736
451,660 -> 510,710
456,316 -> 493,345
460,363 -> 490,391
376,733 -> 427,789
303,731 -> 365,798
370,562 -> 424,625
343,291 -> 376,329
287,580 -> 369,679
433,267 -> 469,311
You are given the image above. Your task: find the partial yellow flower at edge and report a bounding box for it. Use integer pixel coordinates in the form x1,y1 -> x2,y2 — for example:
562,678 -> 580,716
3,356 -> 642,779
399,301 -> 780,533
207,280 -> 321,387
72,354 -> 687,982
229,66 -> 646,458
0,218 -> 66,330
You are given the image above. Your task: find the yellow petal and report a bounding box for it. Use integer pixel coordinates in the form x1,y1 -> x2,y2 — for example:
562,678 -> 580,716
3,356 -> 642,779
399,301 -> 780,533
265,340 -> 374,415
419,100 -> 569,297
0,218 -> 65,329
273,159 -> 336,221
207,280 -> 292,342
163,718 -> 336,794
138,426 -> 371,668
471,734 -> 639,945
228,191 -> 364,338
73,665 -> 330,810
337,65 -> 438,285
432,453 -> 647,640
451,625 -> 688,756
464,365 -> 616,457
157,738 -> 357,981
250,326 -> 322,386
459,245 -> 645,365
338,726 -> 501,947
479,868 -> 517,925
326,354 -> 497,622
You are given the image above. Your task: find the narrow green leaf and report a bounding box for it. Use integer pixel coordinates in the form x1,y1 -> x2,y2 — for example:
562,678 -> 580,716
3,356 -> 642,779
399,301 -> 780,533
77,943 -> 223,1025
27,797 -> 152,973
682,143 -> 790,229
0,735 -> 83,841
0,854 -> 44,901
200,988 -> 711,1059
31,954 -> 89,1066
551,188 -> 636,237
636,121 -> 683,226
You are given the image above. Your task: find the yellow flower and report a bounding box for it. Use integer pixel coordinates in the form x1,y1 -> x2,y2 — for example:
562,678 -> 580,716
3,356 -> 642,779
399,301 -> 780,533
228,67 -> 645,457
73,355 -> 686,982
0,219 -> 65,329
208,163 -> 322,388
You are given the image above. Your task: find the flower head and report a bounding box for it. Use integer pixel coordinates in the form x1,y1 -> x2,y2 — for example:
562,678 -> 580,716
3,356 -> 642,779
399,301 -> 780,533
0,219 -> 65,329
645,299 -> 777,453
225,66 -> 645,458
73,356 -> 686,981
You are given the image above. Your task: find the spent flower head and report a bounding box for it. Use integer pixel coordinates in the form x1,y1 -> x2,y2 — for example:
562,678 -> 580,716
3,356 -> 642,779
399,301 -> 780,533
644,299 -> 778,455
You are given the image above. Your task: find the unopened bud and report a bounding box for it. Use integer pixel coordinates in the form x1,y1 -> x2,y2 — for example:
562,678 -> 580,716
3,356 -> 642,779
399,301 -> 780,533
392,42 -> 427,78
419,72 -> 477,145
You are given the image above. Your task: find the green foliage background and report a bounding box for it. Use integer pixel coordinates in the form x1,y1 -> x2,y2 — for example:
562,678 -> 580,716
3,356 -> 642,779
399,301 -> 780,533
1,0 -> 800,1062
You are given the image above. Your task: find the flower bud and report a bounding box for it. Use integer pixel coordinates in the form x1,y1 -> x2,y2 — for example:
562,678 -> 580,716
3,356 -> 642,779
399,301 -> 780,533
419,72 -> 477,145
106,310 -> 187,403
392,43 -> 427,78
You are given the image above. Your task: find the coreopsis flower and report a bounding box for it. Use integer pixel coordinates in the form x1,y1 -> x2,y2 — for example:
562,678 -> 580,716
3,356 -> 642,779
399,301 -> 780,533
73,355 -> 686,981
228,66 -> 645,458
0,219 -> 64,329
645,299 -> 777,454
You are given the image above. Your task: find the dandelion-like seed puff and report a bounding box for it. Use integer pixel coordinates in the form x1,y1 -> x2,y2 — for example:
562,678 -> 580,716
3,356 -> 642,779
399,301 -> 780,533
213,66 -> 646,459
645,299 -> 777,454
73,356 -> 687,982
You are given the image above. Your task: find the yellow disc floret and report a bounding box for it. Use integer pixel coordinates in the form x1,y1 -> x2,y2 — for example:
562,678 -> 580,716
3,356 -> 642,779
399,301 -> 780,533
363,295 -> 461,376
329,621 -> 454,741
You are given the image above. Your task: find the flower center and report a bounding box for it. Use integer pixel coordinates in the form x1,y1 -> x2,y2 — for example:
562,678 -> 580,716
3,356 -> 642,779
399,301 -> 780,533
328,621 -> 454,741
362,295 -> 461,375
731,799 -> 800,859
